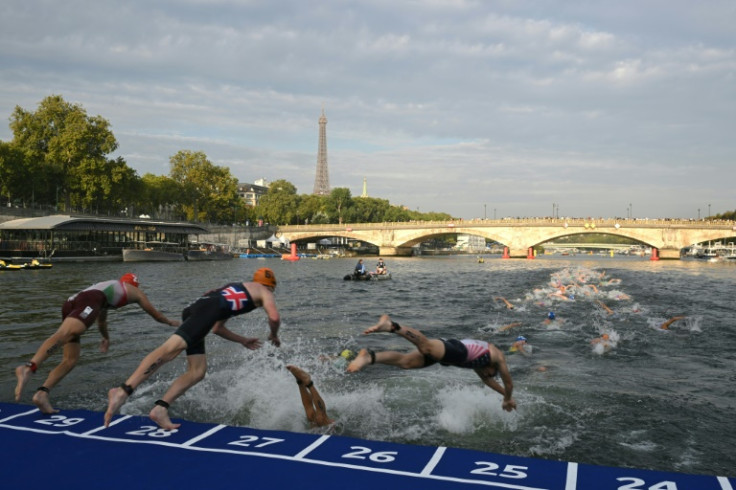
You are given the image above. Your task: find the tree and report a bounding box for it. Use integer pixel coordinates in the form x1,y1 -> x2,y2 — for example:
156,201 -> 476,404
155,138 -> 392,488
137,173 -> 183,219
169,150 -> 240,223
9,95 -> 118,210
74,156 -> 140,213
255,179 -> 299,225
327,187 -> 352,224
297,193 -> 328,225
0,141 -> 29,205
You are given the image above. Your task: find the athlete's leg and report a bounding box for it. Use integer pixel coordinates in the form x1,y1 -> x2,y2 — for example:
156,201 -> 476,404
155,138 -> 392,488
363,314 -> 445,360
105,335 -> 187,427
307,384 -> 333,427
347,349 -> 426,372
149,353 -> 207,430
287,365 -> 318,424
31,341 -> 82,414
15,317 -> 85,402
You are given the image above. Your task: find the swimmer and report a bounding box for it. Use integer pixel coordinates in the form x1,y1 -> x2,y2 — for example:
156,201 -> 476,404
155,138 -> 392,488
104,268 -> 281,430
590,333 -> 614,353
596,300 -> 614,315
497,321 -> 522,333
543,311 -> 557,325
14,273 -> 179,414
495,297 -> 514,310
590,333 -> 611,345
509,336 -> 531,356
286,365 -> 334,428
319,349 -> 357,370
660,316 -> 686,330
347,314 -> 517,412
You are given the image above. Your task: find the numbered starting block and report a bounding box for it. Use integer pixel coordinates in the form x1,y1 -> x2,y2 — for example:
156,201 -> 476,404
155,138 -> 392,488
0,403 -> 733,490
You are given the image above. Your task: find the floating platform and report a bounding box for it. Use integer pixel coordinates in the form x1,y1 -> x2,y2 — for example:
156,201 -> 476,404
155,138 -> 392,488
0,402 -> 732,490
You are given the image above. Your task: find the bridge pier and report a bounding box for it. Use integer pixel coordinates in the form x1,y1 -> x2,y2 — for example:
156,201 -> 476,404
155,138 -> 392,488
379,246 -> 414,257
657,249 -> 682,260
507,249 -> 530,259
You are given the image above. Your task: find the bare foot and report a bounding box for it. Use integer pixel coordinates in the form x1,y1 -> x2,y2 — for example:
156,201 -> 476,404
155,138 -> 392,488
286,365 -> 312,386
346,349 -> 372,373
104,387 -> 128,427
32,389 -> 59,414
363,314 -> 394,334
150,404 -> 181,430
14,365 -> 32,401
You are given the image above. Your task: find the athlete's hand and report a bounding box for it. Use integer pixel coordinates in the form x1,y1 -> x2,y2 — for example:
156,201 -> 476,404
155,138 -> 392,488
240,338 -> 262,350
99,338 -> 110,353
502,398 -> 517,412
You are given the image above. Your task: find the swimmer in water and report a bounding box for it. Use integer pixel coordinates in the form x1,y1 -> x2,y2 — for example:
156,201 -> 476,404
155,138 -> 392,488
286,365 -> 334,428
596,300 -> 614,315
495,297 -> 514,310
347,314 -> 517,412
543,311 -> 558,325
590,333 -> 614,353
497,321 -> 522,332
660,316 -> 686,330
509,336 -> 531,356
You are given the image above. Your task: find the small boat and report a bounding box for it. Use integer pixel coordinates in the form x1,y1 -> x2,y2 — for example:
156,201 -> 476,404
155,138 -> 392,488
24,259 -> 53,269
123,241 -> 185,262
0,260 -> 24,271
343,272 -> 392,281
0,259 -> 52,270
186,242 -> 234,261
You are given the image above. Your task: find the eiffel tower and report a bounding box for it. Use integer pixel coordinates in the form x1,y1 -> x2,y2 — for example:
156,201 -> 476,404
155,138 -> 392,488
313,108 -> 330,195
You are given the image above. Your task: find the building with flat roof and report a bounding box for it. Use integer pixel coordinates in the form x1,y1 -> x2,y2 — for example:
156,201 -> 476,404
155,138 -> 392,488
0,215 -> 208,261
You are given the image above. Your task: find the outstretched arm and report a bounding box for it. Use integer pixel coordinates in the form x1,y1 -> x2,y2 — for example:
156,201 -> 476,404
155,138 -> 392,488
212,321 -> 262,350
475,349 -> 516,412
260,292 -> 281,347
128,287 -> 180,327
661,316 -> 685,330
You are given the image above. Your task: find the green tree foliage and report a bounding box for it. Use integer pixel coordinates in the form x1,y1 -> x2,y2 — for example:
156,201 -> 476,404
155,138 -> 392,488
169,150 -> 241,223
136,173 -> 183,219
75,156 -> 139,213
327,187 -> 352,224
9,95 -> 120,210
255,179 -> 299,225
0,141 -> 28,204
297,193 -> 328,224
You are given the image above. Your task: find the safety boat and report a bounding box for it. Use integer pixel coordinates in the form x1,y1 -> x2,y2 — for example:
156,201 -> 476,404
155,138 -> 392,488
343,272 -> 392,281
0,259 -> 53,270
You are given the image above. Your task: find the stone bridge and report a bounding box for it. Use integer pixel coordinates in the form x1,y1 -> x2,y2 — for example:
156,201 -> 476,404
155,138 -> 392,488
277,218 -> 736,259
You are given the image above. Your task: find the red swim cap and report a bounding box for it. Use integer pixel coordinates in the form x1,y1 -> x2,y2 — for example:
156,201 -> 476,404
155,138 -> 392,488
120,273 -> 140,288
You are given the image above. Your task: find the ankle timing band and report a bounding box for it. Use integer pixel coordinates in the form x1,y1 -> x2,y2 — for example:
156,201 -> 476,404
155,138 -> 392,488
154,399 -> 170,409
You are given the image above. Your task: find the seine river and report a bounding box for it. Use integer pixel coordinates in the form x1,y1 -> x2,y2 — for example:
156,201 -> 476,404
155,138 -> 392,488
2,254 -> 734,476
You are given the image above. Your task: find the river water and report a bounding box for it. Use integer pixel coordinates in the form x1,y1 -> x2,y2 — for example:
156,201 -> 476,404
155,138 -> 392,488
2,255 -> 734,476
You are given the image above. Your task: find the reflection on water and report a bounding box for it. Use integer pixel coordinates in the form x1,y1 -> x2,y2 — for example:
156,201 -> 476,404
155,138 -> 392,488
1,255 -> 735,475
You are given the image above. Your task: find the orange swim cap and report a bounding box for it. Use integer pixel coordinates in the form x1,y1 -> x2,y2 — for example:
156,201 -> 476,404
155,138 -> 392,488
120,273 -> 139,288
253,267 -> 277,289
602,333 -> 610,340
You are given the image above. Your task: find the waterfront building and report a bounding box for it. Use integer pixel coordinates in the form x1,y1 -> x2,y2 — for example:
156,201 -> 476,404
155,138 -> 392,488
0,215 -> 208,261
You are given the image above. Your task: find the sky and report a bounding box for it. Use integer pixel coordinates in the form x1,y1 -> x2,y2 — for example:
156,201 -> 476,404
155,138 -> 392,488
1,0 -> 734,220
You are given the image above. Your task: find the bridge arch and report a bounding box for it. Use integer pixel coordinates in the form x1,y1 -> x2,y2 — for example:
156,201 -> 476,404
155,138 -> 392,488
278,219 -> 736,259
